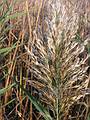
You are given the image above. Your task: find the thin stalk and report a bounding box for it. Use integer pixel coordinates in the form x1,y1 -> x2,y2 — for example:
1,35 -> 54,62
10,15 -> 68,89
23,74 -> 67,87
20,67 -> 22,115
25,1 -> 33,119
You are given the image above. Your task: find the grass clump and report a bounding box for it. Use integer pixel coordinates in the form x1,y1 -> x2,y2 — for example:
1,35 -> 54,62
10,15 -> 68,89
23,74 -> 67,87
0,0 -> 90,120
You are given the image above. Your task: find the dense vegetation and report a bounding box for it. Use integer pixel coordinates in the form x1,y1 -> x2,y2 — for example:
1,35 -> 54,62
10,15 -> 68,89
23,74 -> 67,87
0,0 -> 90,120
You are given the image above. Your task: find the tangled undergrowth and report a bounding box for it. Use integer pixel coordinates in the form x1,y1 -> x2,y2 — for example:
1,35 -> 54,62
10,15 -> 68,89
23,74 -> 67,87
0,0 -> 90,120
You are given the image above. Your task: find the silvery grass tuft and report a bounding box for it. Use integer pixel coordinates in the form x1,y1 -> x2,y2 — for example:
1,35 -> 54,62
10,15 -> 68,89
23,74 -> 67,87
0,0 -> 58,119
0,0 -> 90,120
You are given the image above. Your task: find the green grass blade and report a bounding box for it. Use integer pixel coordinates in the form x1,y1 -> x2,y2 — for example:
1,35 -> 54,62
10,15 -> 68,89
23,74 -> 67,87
0,82 -> 16,95
0,42 -> 16,56
1,98 -> 16,108
0,0 -> 18,23
87,114 -> 90,120
5,11 -> 25,21
15,80 -> 52,120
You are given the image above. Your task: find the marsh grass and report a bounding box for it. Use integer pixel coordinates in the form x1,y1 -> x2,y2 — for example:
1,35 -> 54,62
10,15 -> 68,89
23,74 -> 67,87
0,0 -> 56,119
0,0 -> 90,120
